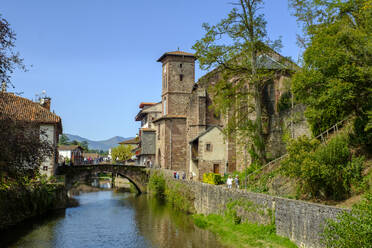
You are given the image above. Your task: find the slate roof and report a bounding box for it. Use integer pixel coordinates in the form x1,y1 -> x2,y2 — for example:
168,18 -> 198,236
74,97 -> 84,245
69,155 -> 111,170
153,114 -> 187,123
0,92 -> 62,130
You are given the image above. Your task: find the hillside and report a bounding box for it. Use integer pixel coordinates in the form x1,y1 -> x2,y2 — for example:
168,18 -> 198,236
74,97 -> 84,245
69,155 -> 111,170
64,134 -> 132,151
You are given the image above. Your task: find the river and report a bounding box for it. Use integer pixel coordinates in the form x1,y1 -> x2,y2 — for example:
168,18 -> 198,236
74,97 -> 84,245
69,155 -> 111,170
1,191 -> 225,248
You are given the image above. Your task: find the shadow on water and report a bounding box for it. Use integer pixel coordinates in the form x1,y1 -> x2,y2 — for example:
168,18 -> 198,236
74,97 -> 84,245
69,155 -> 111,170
0,209 -> 66,247
1,191 -> 225,248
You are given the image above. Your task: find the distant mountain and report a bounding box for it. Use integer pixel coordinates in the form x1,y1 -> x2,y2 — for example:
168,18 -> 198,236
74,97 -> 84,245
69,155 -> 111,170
63,133 -> 132,151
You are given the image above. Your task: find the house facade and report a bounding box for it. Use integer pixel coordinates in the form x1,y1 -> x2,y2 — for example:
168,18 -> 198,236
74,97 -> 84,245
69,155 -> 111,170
0,92 -> 62,177
58,145 -> 84,165
134,102 -> 161,167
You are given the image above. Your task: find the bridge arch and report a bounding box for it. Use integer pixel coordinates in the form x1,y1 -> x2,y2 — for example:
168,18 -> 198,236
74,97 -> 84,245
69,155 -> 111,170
57,165 -> 149,194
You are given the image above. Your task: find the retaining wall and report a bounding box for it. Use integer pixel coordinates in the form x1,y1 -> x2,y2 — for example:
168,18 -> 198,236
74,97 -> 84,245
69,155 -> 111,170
0,184 -> 69,230
156,169 -> 346,248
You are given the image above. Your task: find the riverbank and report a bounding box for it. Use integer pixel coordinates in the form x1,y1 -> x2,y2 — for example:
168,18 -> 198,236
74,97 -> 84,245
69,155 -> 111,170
194,214 -> 297,248
0,183 -> 71,230
148,169 -> 348,248
148,170 -> 297,248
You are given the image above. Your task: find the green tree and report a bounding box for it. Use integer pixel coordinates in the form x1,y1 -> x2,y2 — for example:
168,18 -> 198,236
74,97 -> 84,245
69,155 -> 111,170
80,141 -> 89,151
58,134 -> 70,145
282,132 -> 364,200
192,0 -> 286,164
0,14 -> 25,88
0,117 -> 53,179
111,145 -> 133,162
289,0 -> 372,143
322,193 -> 372,247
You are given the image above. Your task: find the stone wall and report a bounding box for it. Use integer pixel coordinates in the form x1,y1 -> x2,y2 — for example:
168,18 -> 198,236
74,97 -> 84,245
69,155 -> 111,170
156,169 -> 346,248
0,184 -> 69,230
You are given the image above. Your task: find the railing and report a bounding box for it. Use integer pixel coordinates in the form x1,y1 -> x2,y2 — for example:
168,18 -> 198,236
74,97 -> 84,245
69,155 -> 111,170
244,116 -> 351,186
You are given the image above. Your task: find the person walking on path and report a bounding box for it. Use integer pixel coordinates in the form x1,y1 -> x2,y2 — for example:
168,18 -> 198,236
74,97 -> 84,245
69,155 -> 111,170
234,175 -> 239,189
227,175 -> 233,189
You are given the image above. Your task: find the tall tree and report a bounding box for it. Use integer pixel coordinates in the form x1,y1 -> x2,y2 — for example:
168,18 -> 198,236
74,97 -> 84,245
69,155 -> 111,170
111,145 -> 134,162
193,0 -> 285,164
289,0 -> 372,144
0,14 -> 25,89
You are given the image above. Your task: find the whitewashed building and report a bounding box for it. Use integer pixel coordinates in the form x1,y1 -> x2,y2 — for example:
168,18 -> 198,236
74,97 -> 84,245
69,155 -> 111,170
0,92 -> 62,177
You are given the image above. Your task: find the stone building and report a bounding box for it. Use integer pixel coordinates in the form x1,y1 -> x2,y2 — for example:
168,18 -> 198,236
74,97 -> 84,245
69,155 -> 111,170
0,92 -> 62,177
134,102 -> 161,166
148,50 -> 309,179
153,51 -> 196,171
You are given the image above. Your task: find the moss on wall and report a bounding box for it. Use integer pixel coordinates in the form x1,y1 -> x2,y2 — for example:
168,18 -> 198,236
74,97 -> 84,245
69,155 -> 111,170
0,184 -> 68,230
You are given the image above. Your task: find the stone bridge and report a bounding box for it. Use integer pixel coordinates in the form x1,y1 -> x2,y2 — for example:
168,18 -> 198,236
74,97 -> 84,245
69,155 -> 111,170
56,164 -> 149,193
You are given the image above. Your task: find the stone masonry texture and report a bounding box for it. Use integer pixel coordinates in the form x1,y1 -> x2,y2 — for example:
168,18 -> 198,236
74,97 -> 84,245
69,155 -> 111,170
156,169 -> 346,248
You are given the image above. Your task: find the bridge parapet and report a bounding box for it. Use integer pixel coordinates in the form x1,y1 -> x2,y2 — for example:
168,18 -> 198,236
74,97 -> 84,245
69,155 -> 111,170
57,164 -> 149,193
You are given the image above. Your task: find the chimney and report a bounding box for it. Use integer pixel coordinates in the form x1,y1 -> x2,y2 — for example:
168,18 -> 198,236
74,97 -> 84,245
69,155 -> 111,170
40,97 -> 51,111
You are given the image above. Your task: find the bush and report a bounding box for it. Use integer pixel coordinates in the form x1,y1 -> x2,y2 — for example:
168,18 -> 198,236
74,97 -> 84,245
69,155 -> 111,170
282,133 -> 364,200
148,172 -> 165,198
322,193 -> 372,248
203,173 -> 223,185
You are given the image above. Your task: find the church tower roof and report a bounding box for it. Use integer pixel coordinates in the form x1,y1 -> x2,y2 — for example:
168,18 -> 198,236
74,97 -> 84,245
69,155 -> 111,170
157,51 -> 195,62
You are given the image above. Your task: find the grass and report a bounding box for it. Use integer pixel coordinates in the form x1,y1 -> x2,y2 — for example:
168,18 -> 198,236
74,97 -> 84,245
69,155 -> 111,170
193,214 -> 297,248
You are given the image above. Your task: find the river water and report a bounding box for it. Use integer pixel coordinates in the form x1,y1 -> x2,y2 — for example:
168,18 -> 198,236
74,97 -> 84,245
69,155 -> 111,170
2,191 -> 224,248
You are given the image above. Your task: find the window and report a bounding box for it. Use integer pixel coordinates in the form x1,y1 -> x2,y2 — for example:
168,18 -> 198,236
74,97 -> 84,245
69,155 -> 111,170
179,63 -> 182,68
157,125 -> 160,140
163,97 -> 167,115
205,143 -> 212,152
43,166 -> 48,171
163,65 -> 167,89
180,74 -> 183,81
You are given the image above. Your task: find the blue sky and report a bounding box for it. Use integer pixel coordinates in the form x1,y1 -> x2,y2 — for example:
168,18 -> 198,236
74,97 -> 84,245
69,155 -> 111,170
1,0 -> 300,141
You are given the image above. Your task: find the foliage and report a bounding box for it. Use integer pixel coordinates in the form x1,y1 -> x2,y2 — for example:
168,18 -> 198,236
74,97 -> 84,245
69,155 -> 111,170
149,171 -> 194,213
193,213 -> 296,248
278,91 -> 292,113
58,134 -> 69,145
203,173 -> 223,185
192,0 -> 287,164
164,181 -> 194,213
282,133 -> 364,200
322,193 -> 372,248
111,144 -> 133,162
148,171 -> 166,198
289,0 -> 372,141
0,14 -> 25,88
0,118 -> 53,179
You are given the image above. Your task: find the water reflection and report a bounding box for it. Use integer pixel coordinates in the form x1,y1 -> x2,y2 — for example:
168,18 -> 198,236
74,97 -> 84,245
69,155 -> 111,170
1,191 -> 224,248
126,195 -> 224,248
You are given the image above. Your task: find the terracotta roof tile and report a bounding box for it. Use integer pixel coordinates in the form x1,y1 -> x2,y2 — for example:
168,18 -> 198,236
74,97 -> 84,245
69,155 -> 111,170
157,51 -> 195,62
58,145 -> 82,151
139,102 -> 157,108
119,137 -> 139,145
0,92 -> 62,126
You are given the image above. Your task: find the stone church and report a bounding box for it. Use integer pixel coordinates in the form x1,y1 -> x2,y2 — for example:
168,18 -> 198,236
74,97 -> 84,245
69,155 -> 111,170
152,50 -> 309,180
